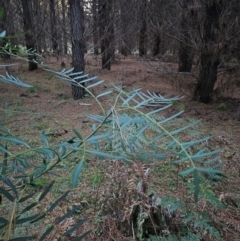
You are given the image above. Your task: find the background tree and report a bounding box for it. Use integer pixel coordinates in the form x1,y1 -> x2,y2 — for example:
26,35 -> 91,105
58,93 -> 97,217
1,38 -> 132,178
92,0 -> 99,55
21,0 -> 38,71
50,0 -> 59,54
61,0 -> 68,54
117,0 -> 136,56
193,0 -> 239,103
69,0 -> 85,99
178,0 -> 196,72
98,0 -> 114,70
0,0 -> 10,59
138,0 -> 147,57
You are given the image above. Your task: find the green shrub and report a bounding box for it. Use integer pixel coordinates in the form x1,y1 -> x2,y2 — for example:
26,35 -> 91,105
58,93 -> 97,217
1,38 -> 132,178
0,30 -> 225,240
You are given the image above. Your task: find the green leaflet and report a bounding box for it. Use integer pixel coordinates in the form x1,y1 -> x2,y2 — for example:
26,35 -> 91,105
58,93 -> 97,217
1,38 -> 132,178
71,159 -> 84,188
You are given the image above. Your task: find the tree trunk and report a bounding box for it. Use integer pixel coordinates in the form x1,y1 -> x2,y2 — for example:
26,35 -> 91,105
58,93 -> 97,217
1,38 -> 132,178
152,32 -> 160,57
178,0 -> 194,72
50,0 -> 58,54
178,42 -> 193,72
69,0 -> 85,99
194,0 -> 222,103
119,0 -> 131,57
139,0 -> 147,57
194,50 -> 219,103
0,1 -> 10,59
61,0 -> 68,54
92,0 -> 99,55
99,0 -> 114,70
21,0 -> 38,71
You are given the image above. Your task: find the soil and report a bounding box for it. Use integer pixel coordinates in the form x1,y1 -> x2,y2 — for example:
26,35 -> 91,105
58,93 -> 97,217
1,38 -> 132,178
0,55 -> 240,240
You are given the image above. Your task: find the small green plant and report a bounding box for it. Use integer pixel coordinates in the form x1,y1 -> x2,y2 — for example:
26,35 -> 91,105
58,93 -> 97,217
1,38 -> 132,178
217,103 -> 227,111
88,170 -> 103,189
59,93 -> 71,100
34,121 -> 48,130
13,99 -> 23,107
26,84 -> 40,93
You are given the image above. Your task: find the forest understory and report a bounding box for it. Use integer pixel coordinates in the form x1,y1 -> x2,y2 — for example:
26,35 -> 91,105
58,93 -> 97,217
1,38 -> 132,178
0,55 -> 240,241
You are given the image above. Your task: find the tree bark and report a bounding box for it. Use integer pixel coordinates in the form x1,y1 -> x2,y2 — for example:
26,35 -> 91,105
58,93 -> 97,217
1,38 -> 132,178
139,0 -> 147,57
92,0 -> 99,55
152,32 -> 161,57
119,0 -> 132,56
0,1 -> 10,59
178,42 -> 193,72
69,0 -> 85,99
194,0 -> 222,103
61,0 -> 68,54
178,0 -> 194,72
99,0 -> 114,70
21,0 -> 38,71
194,49 -> 219,103
50,0 -> 58,54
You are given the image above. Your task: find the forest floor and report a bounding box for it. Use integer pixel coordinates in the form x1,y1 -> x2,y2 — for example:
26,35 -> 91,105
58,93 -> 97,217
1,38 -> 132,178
0,54 -> 240,240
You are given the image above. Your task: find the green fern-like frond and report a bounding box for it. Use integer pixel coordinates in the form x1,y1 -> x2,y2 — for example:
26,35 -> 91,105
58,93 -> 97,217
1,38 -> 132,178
85,87 -> 222,200
0,72 -> 32,88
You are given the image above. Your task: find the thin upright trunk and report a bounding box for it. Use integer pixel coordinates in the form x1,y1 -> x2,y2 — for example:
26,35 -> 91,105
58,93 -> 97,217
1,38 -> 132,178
92,0 -> 99,55
21,0 -> 38,71
0,0 -> 10,59
99,0 -> 114,70
178,0 -> 194,72
69,0 -> 85,99
139,0 -> 147,57
50,0 -> 58,53
152,32 -> 160,57
194,1 -> 222,103
61,0 -> 68,54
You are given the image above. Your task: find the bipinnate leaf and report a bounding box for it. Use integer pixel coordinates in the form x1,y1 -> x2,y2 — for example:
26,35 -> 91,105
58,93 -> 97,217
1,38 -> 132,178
0,217 -> 8,229
2,177 -> 18,198
87,150 -> 122,159
15,156 -> 29,168
18,191 -> 37,203
20,202 -> 38,214
179,168 -> 195,176
0,136 -> 30,147
38,181 -> 54,201
71,159 -> 84,188
196,167 -> 223,175
30,213 -> 46,224
96,90 -> 113,98
1,147 -> 8,175
63,217 -> 87,236
0,186 -> 14,202
39,225 -> 54,241
40,131 -> 48,145
9,236 -> 37,241
72,230 -> 91,241
34,148 -> 54,158
55,205 -> 81,225
9,162 -> 25,174
16,214 -> 40,224
48,191 -> 70,212
0,144 -> 11,155
0,124 -> 9,134
79,75 -> 97,83
86,79 -> 104,89
73,129 -> 83,140
193,169 -> 199,202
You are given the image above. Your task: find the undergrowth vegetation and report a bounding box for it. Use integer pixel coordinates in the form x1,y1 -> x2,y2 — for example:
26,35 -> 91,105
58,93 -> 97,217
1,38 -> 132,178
0,32 -> 227,240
